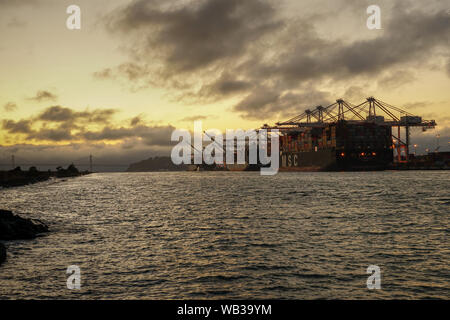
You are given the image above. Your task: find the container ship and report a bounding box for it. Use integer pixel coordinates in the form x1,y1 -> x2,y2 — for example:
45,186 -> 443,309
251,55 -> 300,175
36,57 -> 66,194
189,97 -> 436,172
271,97 -> 436,171
278,121 -> 393,171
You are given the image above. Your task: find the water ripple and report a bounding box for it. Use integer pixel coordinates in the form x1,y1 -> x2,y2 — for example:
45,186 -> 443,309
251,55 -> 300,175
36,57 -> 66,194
0,171 -> 449,299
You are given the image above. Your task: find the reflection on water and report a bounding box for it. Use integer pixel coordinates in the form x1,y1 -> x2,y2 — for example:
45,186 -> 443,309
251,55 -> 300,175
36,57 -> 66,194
0,171 -> 449,299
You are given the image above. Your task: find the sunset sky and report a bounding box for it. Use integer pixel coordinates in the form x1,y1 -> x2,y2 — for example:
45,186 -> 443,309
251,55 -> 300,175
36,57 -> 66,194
1,0 -> 449,169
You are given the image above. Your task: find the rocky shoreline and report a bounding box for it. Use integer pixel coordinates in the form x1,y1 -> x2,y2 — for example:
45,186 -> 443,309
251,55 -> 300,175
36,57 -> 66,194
0,209 -> 49,265
0,166 -> 84,265
0,164 -> 89,188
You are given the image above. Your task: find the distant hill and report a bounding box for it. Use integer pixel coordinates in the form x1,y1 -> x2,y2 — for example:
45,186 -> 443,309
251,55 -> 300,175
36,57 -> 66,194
126,156 -> 187,172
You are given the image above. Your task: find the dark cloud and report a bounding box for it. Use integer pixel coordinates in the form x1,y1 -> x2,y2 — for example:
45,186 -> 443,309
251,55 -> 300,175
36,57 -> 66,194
337,10 -> 449,75
233,87 -> 280,118
101,1 -> 450,120
2,105 -> 175,146
28,90 -> 58,102
27,126 -> 73,142
231,7 -> 449,119
38,106 -> 74,122
37,106 -> 117,124
2,118 -> 75,142
234,86 -> 331,120
2,119 -> 33,134
108,0 -> 281,73
196,72 -> 253,100
3,101 -> 17,112
249,9 -> 450,87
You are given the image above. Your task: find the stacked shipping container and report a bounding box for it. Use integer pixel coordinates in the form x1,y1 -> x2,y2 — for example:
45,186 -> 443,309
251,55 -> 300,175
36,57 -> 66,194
279,121 -> 393,171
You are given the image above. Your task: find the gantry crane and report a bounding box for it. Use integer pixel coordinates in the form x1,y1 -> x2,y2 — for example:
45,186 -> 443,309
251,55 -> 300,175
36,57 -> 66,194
264,97 -> 436,163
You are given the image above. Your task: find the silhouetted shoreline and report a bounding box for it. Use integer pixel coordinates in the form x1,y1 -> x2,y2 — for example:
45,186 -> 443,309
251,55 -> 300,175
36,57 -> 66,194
0,164 -> 90,188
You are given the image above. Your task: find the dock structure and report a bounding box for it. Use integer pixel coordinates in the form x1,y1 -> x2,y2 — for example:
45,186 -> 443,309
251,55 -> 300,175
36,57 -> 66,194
183,97 -> 438,171
265,97 -> 436,166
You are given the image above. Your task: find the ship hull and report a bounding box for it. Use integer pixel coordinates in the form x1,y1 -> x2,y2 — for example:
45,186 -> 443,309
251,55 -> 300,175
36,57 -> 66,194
279,150 -> 390,171
279,121 -> 393,171
187,121 -> 394,172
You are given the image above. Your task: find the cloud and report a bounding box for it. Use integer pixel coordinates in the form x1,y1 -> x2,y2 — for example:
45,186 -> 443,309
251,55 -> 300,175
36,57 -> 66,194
195,72 -> 253,101
2,119 -> 33,134
3,101 -> 17,112
28,90 -> 58,102
101,0 -> 450,121
37,105 -> 117,124
253,9 -> 450,84
102,0 -> 283,97
233,86 -> 331,120
27,126 -> 73,142
37,106 -> 74,122
2,105 -> 175,146
108,0 -> 281,73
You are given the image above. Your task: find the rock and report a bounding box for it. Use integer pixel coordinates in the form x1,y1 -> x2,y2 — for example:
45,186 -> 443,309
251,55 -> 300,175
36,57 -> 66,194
0,242 -> 6,265
56,164 -> 81,178
0,209 -> 49,240
0,209 -> 49,267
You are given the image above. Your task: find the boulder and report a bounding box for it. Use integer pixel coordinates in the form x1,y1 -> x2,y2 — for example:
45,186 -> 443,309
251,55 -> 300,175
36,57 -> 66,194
0,209 -> 49,240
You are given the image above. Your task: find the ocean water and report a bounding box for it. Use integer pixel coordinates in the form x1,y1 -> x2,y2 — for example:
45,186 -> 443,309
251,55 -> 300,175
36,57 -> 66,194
0,171 -> 449,299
